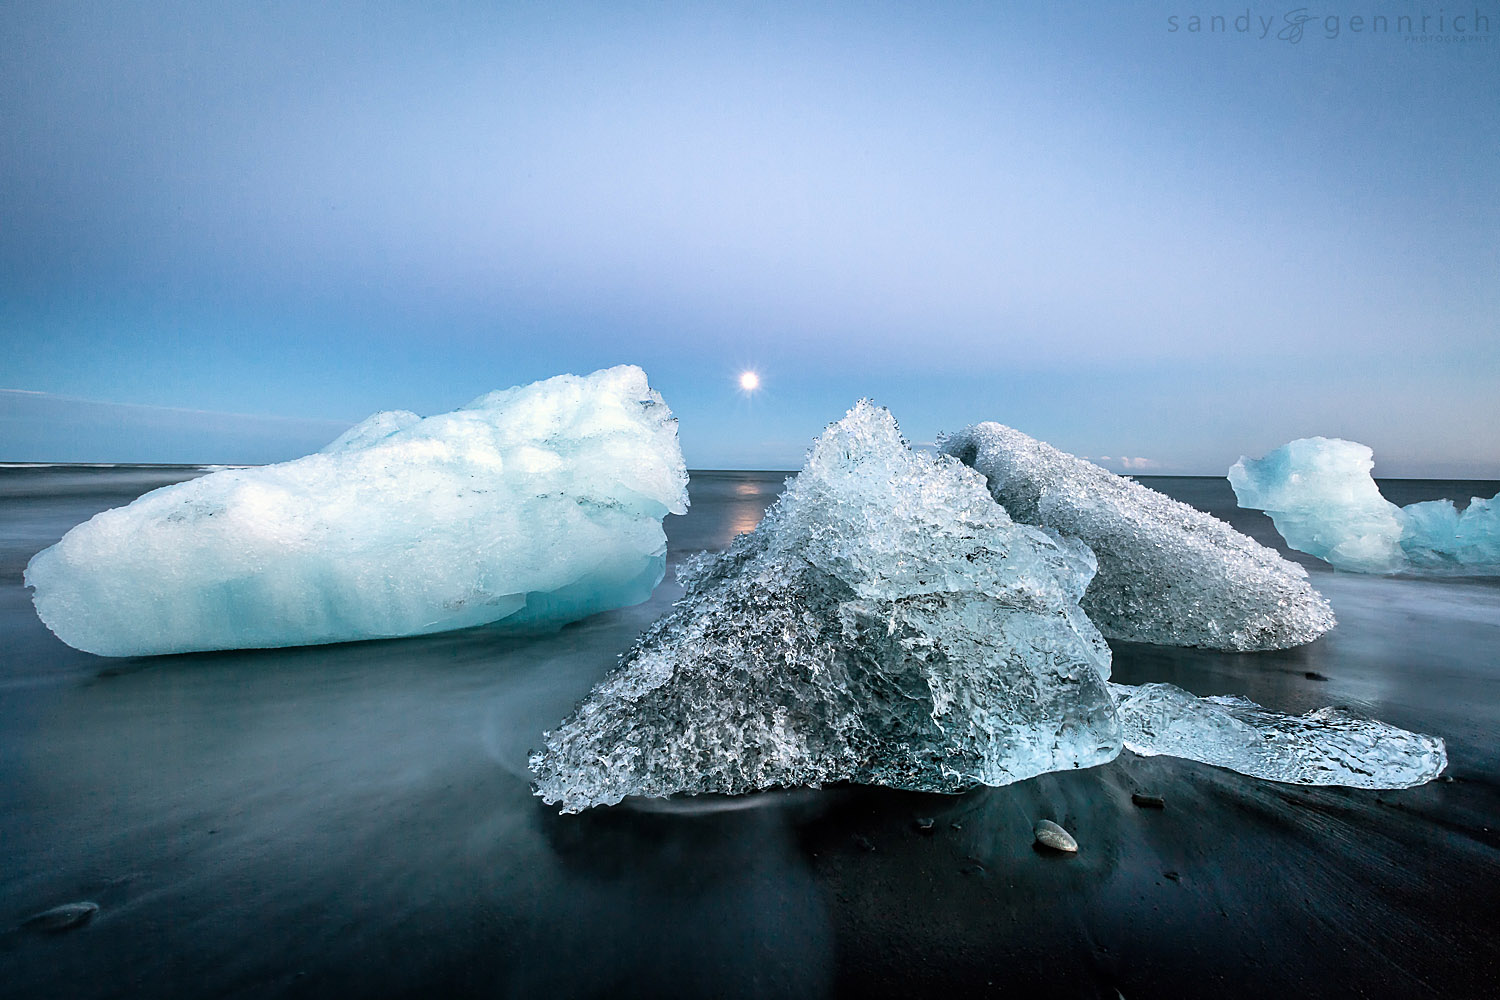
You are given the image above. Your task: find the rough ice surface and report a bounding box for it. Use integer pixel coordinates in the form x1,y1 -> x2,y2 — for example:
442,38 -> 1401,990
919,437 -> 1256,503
531,401 -> 1122,813
1230,437 -> 1500,575
318,409 -> 422,453
25,366 -> 688,656
1401,496 -> 1500,572
940,423 -> 1335,651
1113,682 -> 1448,788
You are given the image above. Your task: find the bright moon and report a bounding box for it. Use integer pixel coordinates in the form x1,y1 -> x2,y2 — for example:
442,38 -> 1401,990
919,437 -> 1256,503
739,371 -> 761,391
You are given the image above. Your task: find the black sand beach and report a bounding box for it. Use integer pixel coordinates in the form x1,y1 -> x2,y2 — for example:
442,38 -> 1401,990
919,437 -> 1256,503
2,467 -> 1498,999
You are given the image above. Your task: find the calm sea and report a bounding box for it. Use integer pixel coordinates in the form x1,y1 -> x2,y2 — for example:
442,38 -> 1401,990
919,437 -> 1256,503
2,466 -> 1498,998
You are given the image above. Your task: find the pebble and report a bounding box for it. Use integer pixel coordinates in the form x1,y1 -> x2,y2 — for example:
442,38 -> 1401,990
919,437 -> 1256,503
24,901 -> 99,932
914,817 -> 935,834
1131,793 -> 1166,809
1033,819 -> 1078,852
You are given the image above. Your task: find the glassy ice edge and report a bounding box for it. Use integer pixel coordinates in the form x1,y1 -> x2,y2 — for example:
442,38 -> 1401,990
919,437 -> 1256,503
24,365 -> 689,656
1230,436 -> 1500,575
940,423 -> 1335,650
534,403 -> 1445,813
1113,682 -> 1447,788
531,401 -> 1122,813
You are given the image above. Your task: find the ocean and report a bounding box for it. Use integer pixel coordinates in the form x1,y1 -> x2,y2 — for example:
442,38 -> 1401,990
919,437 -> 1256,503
2,466 -> 1498,998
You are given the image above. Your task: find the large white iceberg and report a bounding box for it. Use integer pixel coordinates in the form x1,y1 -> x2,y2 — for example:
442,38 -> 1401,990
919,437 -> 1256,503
1230,437 -> 1500,575
1113,682 -> 1447,788
940,423 -> 1335,650
531,402 -> 1123,813
25,366 -> 688,656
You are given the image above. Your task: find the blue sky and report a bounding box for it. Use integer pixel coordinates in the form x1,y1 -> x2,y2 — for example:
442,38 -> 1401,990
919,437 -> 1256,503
3,2 -> 1496,473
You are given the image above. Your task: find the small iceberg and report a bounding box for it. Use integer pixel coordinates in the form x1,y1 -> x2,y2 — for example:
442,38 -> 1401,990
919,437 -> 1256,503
941,423 -> 1335,650
24,366 -> 688,656
531,402 -> 1123,813
1230,437 -> 1500,575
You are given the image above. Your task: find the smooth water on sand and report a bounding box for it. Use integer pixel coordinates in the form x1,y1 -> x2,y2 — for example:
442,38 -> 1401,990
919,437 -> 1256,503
2,467 -> 1499,998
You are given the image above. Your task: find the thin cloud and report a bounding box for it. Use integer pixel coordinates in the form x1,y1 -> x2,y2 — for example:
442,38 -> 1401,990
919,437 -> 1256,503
0,389 -> 351,464
1086,455 -> 1161,471
0,388 -> 352,425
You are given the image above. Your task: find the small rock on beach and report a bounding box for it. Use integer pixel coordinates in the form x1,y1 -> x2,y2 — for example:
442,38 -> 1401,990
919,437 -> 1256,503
23,901 -> 99,932
1034,819 -> 1078,852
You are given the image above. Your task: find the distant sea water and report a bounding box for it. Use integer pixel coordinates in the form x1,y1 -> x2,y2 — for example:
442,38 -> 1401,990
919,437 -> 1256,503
2,465 -> 1499,999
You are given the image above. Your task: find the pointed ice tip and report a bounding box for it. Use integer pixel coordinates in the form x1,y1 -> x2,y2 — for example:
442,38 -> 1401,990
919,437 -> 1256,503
832,399 -> 894,434
804,399 -> 911,470
529,399 -> 1120,811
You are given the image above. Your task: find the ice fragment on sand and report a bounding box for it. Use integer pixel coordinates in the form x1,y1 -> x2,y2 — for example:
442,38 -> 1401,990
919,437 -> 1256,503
1230,437 -> 1500,575
25,366 -> 688,656
1113,682 -> 1447,788
531,401 -> 1121,813
940,423 -> 1334,650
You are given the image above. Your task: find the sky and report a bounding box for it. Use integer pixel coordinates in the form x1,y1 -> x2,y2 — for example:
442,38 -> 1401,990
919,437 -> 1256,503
2,2 -> 1497,474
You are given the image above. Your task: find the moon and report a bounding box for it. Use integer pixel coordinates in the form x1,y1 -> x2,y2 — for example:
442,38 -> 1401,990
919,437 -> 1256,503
739,371 -> 761,391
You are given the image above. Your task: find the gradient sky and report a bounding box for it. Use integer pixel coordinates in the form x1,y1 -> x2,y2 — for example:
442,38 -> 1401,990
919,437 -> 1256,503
3,2 -> 1497,473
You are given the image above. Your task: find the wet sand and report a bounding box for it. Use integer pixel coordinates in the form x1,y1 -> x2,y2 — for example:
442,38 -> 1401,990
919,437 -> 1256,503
1,468 -> 1498,998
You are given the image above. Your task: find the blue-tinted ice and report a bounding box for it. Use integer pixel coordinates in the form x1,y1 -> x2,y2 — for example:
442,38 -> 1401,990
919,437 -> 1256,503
24,366 -> 688,656
1230,437 -> 1500,575
532,402 -> 1123,812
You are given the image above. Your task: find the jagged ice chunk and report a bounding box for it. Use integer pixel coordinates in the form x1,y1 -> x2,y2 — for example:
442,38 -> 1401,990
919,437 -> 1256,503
1401,496 -> 1500,572
25,366 -> 688,656
1113,682 -> 1447,788
531,401 -> 1122,813
1230,437 -> 1500,575
940,423 -> 1334,650
1228,437 -> 1405,573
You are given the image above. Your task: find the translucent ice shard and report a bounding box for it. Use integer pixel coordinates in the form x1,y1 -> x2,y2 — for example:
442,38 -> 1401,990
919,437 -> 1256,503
1112,682 -> 1447,788
1228,437 -> 1405,573
1230,437 -> 1500,575
531,401 -> 1121,813
940,424 -> 1334,651
25,366 -> 688,656
1401,496 -> 1500,572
